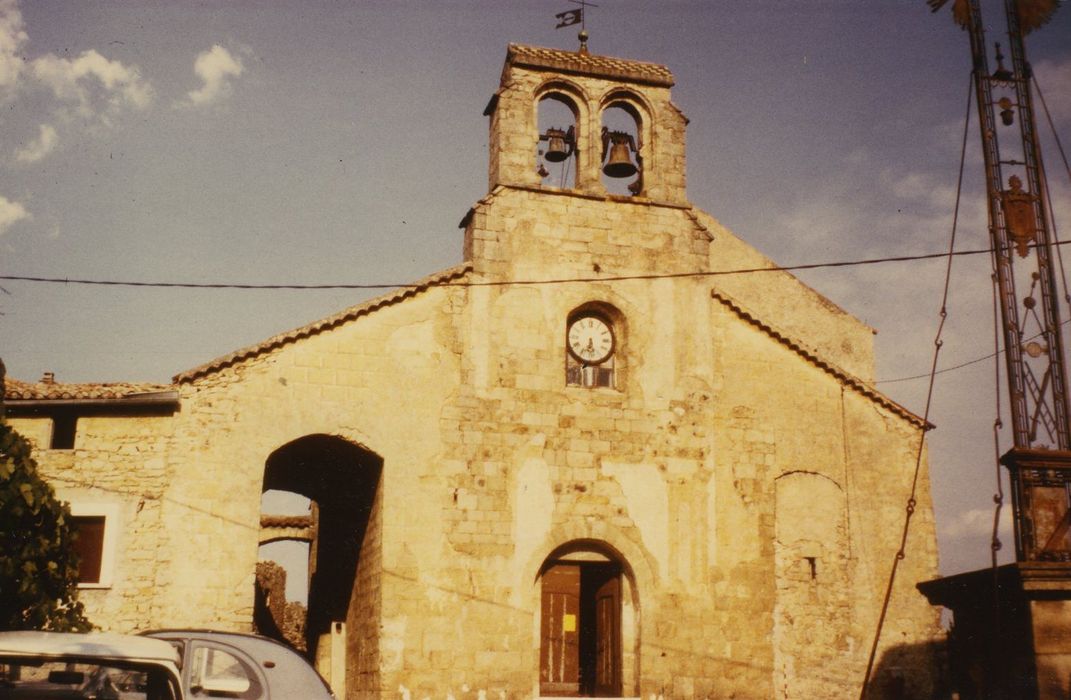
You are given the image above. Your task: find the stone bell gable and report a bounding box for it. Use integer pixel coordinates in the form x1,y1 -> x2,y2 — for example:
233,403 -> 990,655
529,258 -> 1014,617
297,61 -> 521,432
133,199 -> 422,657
469,43 -> 875,382
5,42 -> 941,700
485,44 -> 685,203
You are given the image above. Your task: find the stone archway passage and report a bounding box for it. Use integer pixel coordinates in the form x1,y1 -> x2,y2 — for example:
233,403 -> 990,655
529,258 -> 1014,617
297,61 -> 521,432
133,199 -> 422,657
261,434 -> 383,666
540,557 -> 623,697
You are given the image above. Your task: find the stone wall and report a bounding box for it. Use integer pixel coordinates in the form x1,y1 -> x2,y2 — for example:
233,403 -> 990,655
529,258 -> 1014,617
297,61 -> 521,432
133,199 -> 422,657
8,412 -> 173,632
348,478 -> 383,696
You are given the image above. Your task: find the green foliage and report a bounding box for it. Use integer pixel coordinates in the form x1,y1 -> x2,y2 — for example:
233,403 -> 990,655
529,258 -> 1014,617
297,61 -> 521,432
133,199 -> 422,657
0,421 -> 91,631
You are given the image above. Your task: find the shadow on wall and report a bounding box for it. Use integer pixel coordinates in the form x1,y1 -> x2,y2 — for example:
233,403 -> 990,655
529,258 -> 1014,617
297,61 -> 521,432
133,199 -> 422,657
261,434 -> 383,659
866,638 -> 950,700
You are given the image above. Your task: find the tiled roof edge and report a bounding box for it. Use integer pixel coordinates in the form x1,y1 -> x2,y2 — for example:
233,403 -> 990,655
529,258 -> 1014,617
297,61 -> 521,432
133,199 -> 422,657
4,379 -> 176,402
175,263 -> 473,384
684,208 -> 714,242
507,43 -> 674,87
710,289 -> 930,430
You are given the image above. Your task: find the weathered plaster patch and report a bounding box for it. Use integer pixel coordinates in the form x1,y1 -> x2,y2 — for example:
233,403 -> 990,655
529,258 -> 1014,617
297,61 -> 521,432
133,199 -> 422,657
512,434 -> 554,579
602,460 -> 668,579
380,616 -> 407,672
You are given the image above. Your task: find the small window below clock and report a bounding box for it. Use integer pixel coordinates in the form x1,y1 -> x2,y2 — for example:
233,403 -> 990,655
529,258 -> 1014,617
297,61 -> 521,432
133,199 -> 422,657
566,306 -> 619,389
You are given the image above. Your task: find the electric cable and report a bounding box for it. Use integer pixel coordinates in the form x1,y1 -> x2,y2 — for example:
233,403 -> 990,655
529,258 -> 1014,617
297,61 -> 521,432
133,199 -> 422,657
988,266 -> 1006,676
991,271 -> 1006,573
2,241 -> 1066,291
878,317 -> 1071,385
859,72 -> 972,699
6,244 -> 1067,387
1032,75 -> 1071,185
1031,76 -> 1071,312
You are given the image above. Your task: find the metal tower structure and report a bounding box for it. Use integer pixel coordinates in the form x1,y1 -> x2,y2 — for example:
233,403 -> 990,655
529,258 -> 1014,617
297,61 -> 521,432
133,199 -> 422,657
917,3 -> 1071,698
959,0 -> 1071,563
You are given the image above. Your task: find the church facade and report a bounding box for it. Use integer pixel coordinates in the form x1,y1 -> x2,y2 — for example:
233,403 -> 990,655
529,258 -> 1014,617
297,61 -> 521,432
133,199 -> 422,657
5,44 -> 941,698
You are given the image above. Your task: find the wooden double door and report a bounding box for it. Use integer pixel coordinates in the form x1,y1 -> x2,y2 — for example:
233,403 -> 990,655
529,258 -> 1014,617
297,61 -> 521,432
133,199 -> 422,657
540,561 -> 622,697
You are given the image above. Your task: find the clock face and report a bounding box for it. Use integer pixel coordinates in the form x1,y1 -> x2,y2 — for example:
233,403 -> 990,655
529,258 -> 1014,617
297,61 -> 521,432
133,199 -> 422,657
568,315 -> 614,364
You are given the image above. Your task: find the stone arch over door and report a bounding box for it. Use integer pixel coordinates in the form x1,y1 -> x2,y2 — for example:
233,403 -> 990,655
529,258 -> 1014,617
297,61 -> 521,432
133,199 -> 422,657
259,434 -> 383,697
531,533 -> 652,698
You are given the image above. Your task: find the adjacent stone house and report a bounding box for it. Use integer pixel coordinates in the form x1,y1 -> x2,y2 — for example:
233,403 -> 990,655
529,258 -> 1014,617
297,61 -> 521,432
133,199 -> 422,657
5,44 -> 942,698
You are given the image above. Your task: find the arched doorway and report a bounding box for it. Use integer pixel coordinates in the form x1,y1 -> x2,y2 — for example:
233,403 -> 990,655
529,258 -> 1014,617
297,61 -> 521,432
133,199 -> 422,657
257,434 -> 382,683
539,542 -> 630,697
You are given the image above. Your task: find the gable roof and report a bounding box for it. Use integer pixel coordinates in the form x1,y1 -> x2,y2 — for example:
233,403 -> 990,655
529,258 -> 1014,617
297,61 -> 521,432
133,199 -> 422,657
710,288 -> 929,430
175,263 -> 473,383
5,263 -> 918,426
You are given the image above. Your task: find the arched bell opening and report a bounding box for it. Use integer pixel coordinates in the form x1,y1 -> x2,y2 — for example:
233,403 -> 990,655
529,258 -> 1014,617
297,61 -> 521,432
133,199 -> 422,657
537,540 -> 637,698
536,90 -> 581,189
257,433 -> 383,684
600,100 -> 645,197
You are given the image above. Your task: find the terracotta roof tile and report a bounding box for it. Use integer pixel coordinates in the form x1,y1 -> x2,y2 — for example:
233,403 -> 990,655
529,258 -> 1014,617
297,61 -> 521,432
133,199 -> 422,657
4,377 -> 174,401
260,515 -> 314,529
507,43 -> 674,86
176,263 -> 473,383
710,289 -> 930,430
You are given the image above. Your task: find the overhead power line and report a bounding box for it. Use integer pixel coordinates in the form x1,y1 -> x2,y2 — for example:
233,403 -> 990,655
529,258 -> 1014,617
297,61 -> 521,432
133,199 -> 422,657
2,241 -> 1068,290
5,240 -> 1069,386
860,70 -> 972,697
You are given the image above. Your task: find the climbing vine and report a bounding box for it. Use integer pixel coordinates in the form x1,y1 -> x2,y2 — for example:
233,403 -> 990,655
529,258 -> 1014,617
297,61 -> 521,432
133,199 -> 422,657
0,421 -> 91,631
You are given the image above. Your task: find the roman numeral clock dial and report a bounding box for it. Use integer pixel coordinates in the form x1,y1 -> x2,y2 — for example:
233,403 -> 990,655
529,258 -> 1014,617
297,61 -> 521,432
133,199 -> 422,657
567,315 -> 614,364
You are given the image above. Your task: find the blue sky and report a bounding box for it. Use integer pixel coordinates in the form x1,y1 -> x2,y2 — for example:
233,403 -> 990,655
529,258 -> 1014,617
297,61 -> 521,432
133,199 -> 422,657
2,0 -> 1070,585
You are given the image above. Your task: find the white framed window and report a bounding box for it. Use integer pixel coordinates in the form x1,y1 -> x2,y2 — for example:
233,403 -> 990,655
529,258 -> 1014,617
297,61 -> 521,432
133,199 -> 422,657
68,501 -> 120,589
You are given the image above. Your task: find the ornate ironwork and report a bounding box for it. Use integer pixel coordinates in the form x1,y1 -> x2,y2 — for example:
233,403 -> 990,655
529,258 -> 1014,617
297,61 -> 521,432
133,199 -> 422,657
963,0 -> 1071,563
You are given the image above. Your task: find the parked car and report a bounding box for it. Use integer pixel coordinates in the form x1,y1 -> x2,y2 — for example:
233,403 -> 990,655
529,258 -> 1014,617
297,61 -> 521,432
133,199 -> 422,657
0,631 -> 183,699
0,630 -> 333,699
141,630 -> 333,699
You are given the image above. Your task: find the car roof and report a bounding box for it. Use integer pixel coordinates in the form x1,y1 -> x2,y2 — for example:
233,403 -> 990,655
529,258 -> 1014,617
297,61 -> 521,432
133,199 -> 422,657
0,631 -> 182,666
142,629 -> 300,658
144,629 -> 334,698
138,629 -> 308,663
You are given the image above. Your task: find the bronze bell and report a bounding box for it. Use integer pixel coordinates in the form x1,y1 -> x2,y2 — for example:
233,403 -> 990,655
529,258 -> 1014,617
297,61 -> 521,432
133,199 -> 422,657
543,128 -> 570,163
603,133 -> 637,178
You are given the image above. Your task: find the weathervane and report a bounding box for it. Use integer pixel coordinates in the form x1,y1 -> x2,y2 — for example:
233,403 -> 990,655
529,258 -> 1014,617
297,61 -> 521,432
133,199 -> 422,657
555,0 -> 598,54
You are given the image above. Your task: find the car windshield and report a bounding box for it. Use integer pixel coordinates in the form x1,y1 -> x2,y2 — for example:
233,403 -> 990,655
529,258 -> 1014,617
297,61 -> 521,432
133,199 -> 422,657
0,658 -> 178,700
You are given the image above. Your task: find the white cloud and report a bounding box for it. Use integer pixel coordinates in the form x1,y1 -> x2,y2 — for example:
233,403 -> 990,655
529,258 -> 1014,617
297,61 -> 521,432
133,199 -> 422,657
0,0 -> 27,91
185,45 -> 243,106
0,194 -> 29,235
15,122 -> 57,163
32,49 -> 152,117
940,506 -> 1012,540
0,0 -> 153,156
884,171 -> 957,212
